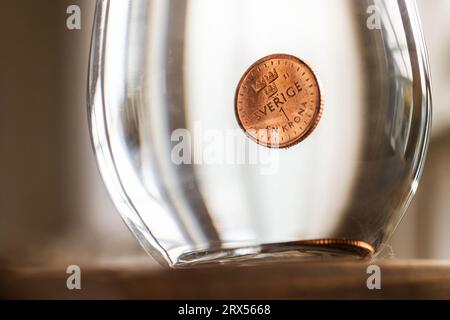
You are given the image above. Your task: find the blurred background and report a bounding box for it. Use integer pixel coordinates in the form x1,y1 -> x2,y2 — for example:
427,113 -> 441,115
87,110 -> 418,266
0,0 -> 449,269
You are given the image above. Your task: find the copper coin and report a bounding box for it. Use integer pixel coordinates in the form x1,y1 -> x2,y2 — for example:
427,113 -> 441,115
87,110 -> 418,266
297,239 -> 375,257
235,54 -> 323,148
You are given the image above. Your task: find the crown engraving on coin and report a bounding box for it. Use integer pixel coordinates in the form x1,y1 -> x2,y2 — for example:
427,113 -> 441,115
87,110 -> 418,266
235,54 -> 323,148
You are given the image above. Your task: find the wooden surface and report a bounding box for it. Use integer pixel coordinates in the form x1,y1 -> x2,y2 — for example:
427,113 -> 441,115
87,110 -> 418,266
1,259 -> 450,299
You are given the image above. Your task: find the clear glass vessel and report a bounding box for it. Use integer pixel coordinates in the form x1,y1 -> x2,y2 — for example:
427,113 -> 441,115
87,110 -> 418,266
88,0 -> 431,267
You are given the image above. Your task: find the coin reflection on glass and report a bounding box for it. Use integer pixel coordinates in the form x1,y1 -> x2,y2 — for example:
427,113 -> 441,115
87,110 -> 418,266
235,54 -> 323,148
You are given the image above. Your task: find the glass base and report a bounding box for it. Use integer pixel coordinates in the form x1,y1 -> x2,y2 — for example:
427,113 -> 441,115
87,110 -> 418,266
174,239 -> 374,268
